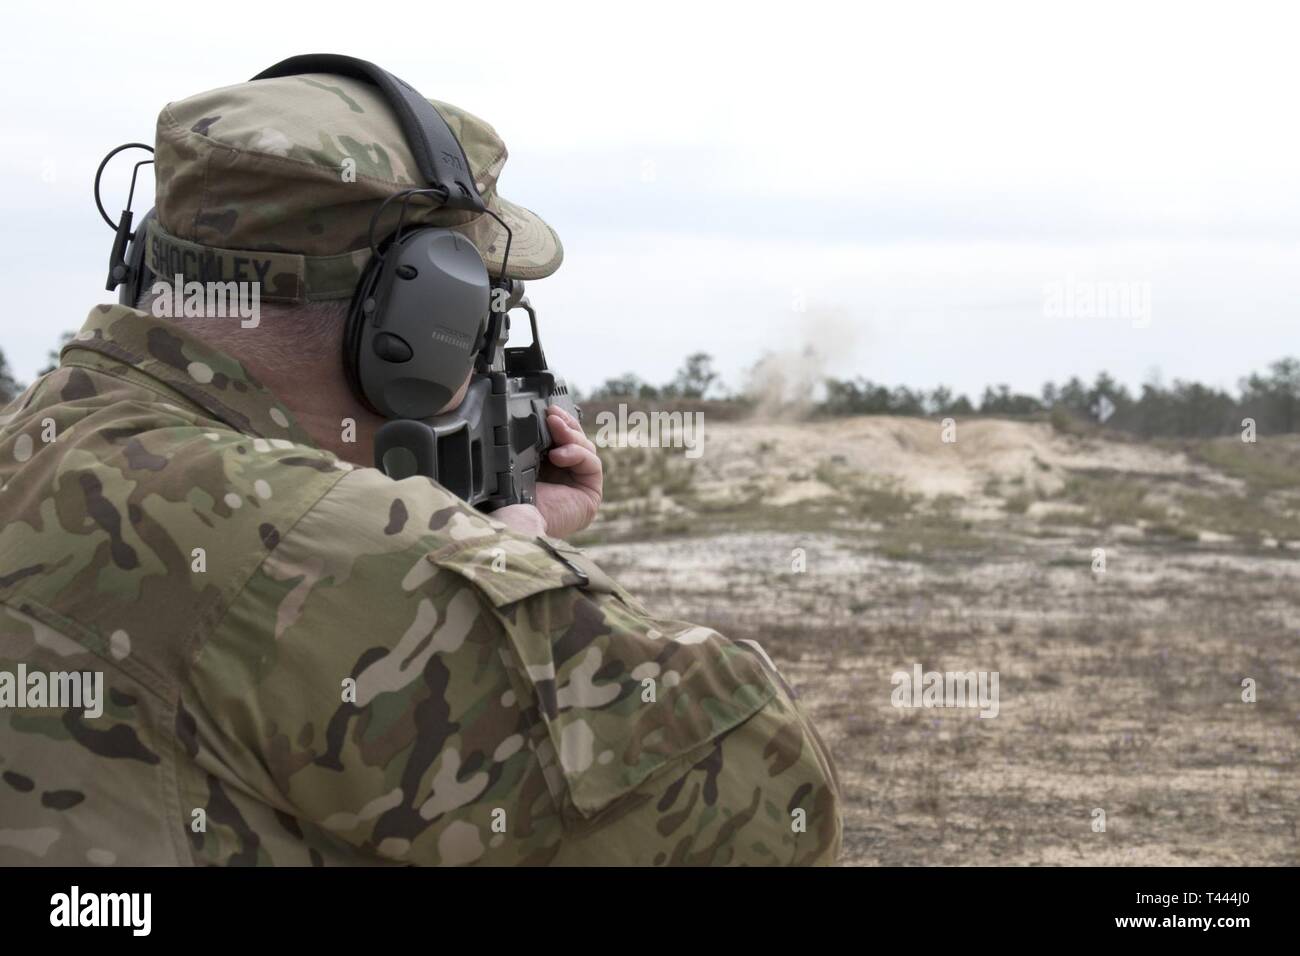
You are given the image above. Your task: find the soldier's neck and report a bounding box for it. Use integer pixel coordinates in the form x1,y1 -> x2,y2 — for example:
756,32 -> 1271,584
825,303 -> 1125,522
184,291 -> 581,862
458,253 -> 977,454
235,352 -> 383,469
170,314 -> 384,469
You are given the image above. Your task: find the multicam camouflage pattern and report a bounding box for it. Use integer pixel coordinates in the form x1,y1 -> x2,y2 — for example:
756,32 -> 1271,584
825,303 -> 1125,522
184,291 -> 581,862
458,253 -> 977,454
151,73 -> 562,298
0,305 -> 842,865
143,220 -> 374,303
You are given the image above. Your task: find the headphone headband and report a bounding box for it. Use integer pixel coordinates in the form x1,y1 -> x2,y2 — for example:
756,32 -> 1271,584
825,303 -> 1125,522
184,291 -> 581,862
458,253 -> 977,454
107,55 -> 499,426
249,54 -> 487,215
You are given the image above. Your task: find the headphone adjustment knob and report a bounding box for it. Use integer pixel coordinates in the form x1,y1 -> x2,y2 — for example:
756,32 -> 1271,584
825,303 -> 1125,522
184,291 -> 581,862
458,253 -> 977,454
372,331 -> 414,363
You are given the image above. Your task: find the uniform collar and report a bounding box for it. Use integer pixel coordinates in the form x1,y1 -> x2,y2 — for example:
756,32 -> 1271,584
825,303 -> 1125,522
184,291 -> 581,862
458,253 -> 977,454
62,304 -> 318,445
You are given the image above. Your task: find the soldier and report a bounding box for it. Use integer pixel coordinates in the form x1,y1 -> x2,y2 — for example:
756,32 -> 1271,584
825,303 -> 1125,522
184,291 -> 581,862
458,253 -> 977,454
0,63 -> 841,866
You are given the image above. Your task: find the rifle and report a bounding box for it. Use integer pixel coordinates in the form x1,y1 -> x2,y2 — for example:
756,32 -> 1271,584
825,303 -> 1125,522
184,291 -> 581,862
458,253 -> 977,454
373,281 -> 581,510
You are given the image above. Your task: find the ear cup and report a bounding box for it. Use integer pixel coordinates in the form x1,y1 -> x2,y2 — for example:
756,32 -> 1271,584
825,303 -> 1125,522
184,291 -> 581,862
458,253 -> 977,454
348,228 -> 491,420
119,208 -> 158,308
343,251 -> 388,415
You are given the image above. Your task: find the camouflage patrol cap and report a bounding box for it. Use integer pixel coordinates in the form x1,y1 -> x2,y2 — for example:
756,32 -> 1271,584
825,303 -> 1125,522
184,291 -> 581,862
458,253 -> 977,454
149,73 -> 563,301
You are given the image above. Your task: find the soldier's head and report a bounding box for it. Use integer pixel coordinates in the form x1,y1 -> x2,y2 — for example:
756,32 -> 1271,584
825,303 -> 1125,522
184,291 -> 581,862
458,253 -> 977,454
134,65 -> 563,465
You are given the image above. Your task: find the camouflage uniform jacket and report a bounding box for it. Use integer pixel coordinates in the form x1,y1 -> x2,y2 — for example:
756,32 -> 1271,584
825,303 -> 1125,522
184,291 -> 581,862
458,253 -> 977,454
0,304 -> 842,865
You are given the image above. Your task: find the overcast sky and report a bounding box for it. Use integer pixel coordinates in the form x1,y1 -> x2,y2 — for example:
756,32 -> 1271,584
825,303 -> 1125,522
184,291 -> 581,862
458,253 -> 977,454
2,0 -> 1296,400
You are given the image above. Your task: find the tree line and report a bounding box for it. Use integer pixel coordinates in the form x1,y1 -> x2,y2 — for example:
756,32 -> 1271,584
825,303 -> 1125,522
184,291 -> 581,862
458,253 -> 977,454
6,342 -> 1297,438
589,353 -> 1300,438
818,360 -> 1299,437
0,334 -> 73,404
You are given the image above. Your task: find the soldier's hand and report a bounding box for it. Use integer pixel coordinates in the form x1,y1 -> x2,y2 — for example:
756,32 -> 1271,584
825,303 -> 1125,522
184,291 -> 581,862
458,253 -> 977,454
535,405 -> 603,539
494,503 -> 548,537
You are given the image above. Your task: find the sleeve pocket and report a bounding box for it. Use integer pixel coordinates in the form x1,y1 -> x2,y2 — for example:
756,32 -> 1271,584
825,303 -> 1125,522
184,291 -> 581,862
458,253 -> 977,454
428,536 -> 776,821
426,536 -> 603,606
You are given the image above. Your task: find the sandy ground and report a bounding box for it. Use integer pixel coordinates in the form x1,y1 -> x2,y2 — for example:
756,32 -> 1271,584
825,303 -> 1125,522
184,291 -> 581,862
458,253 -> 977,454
581,415 -> 1300,866
692,416 -> 1243,498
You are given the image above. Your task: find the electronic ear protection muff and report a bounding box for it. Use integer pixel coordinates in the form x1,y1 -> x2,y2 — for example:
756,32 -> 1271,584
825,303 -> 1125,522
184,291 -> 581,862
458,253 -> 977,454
249,55 -> 514,420
97,53 -> 580,509
344,223 -> 493,419
99,54 -> 506,417
95,141 -> 154,306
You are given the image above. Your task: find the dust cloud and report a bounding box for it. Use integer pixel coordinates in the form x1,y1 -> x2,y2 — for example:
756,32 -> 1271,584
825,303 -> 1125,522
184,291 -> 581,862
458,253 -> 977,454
742,309 -> 863,421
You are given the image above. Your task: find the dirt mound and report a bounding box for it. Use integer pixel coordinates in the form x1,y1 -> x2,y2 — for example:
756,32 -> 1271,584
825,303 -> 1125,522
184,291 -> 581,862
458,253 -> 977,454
696,416 -> 1238,500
